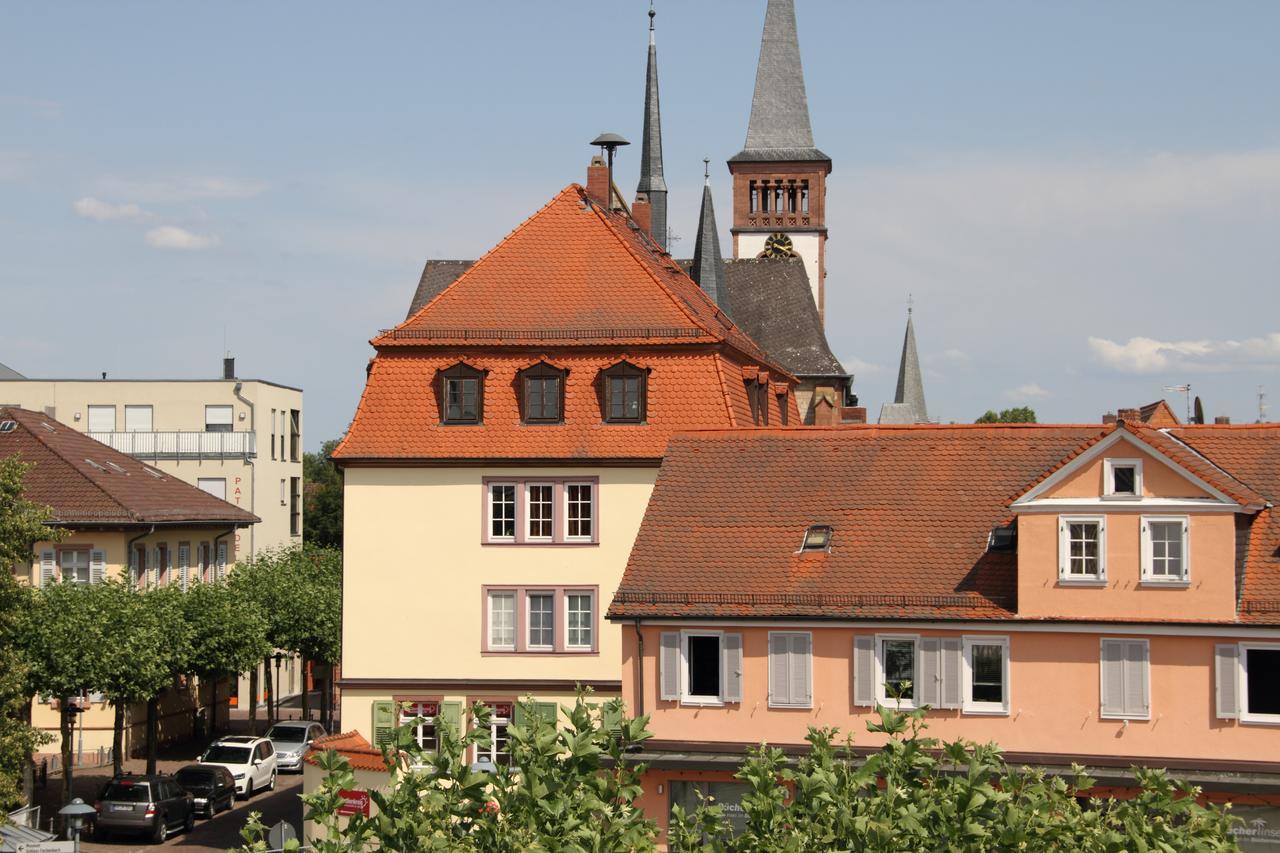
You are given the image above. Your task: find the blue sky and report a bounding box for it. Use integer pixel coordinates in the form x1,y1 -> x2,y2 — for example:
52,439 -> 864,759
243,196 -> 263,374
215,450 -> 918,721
3,1 -> 1279,446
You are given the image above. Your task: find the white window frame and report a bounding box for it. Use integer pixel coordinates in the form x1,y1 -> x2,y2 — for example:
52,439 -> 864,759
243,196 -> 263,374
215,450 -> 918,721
487,591 -> 516,652
123,404 -> 153,433
399,702 -> 439,751
564,481 -> 594,542
86,405 -> 116,433
1099,637 -> 1151,721
486,482 -> 517,543
59,549 -> 91,585
962,636 -> 1010,715
1239,642 -> 1280,726
476,706 -> 512,766
204,404 -> 234,432
1103,458 -> 1143,499
565,590 -> 594,650
524,482 -> 554,542
198,477 -> 227,501
681,630 -> 725,707
768,630 -> 814,709
874,633 -> 921,709
525,590 -> 555,651
1140,516 -> 1190,584
1058,515 -> 1107,583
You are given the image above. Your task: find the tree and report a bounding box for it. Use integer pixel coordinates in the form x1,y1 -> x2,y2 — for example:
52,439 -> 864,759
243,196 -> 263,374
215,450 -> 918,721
137,585 -> 194,775
181,579 -> 270,738
303,439 -> 343,548
976,406 -> 1037,424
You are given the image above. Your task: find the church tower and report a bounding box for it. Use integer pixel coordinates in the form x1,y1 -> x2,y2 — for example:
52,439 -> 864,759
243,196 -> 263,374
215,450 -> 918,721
729,0 -> 831,319
635,3 -> 668,250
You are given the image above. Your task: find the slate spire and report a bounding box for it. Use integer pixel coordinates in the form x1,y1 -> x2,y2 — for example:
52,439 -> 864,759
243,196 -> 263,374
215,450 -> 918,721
690,159 -> 726,310
892,304 -> 928,422
636,2 -> 668,249
736,0 -> 827,162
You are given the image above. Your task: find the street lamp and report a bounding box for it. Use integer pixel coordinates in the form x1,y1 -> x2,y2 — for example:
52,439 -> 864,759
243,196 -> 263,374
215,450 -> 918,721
60,797 -> 96,850
272,651 -> 286,722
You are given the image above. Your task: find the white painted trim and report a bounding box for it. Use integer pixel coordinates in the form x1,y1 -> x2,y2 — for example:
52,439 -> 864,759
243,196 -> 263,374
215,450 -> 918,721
628,619 -> 1280,638
525,589 -> 555,651
1013,498 -> 1240,514
1103,457 -> 1143,498
564,589 -> 594,651
524,481 -> 555,542
680,630 -> 726,707
1140,515 -> 1190,583
1058,515 -> 1106,582
1239,642 -> 1280,725
874,633 -> 921,709
486,481 -> 517,543
962,635 -> 1010,716
1098,637 -> 1151,721
487,590 -> 517,651
562,481 -> 594,542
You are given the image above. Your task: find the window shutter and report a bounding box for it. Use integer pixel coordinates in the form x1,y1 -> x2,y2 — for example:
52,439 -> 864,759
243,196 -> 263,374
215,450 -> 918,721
129,548 -> 139,589
39,550 -> 56,587
768,634 -> 790,706
853,636 -> 875,706
918,638 -> 940,708
89,549 -> 106,585
1100,640 -> 1126,718
371,700 -> 396,749
1215,644 -> 1240,720
1058,518 -> 1066,577
535,702 -> 558,726
1126,641 -> 1150,718
1139,520 -> 1151,577
216,542 -> 228,580
659,632 -> 680,701
790,633 -> 812,706
179,544 -> 191,591
438,701 -> 463,744
940,638 -> 963,709
722,633 -> 743,703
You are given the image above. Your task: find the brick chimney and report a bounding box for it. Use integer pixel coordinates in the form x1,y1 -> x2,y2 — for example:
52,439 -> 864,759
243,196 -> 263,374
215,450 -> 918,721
1116,408 -> 1140,423
631,193 -> 652,239
586,156 -> 610,206
841,407 -> 868,424
1102,412 -> 1118,425
1214,415 -> 1231,425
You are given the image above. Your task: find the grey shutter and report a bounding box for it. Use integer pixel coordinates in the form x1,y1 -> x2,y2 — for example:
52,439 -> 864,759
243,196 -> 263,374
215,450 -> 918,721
89,549 -> 106,585
128,547 -> 139,589
178,544 -> 190,591
216,541 -> 228,580
722,633 -> 743,703
918,638 -> 940,708
790,633 -> 812,706
1100,639 -> 1126,718
768,633 -> 790,706
659,632 -> 680,701
1126,641 -> 1150,718
853,636 -> 875,706
940,638 -> 963,709
39,550 -> 56,587
1215,644 -> 1240,719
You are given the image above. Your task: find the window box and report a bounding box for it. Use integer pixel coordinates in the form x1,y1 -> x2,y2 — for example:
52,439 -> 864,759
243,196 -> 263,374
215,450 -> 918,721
481,586 -> 598,655
481,477 -> 599,545
1058,516 -> 1106,583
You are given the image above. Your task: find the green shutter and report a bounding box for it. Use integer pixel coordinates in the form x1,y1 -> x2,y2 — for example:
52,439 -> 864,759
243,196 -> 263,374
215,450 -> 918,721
438,701 -> 462,745
371,700 -> 395,749
513,700 -> 558,728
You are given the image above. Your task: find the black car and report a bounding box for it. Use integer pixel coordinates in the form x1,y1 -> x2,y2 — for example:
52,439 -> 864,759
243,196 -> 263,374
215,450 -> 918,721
175,763 -> 236,818
95,773 -> 195,843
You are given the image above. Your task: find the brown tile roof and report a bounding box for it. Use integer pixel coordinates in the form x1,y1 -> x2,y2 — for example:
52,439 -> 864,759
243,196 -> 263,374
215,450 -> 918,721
1139,399 -> 1180,427
304,730 -> 388,773
0,407 -> 259,527
610,425 -> 1105,620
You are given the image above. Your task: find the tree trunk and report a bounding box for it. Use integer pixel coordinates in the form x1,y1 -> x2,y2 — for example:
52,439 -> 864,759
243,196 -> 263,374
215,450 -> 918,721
59,700 -> 73,806
300,655 -> 310,720
112,700 -> 125,777
248,666 -> 258,735
208,676 -> 219,736
263,655 -> 274,725
20,698 -> 34,805
145,696 -> 158,775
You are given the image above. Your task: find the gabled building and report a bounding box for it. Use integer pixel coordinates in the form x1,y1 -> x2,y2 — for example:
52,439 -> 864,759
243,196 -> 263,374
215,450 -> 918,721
333,161 -> 798,757
609,421 -> 1280,842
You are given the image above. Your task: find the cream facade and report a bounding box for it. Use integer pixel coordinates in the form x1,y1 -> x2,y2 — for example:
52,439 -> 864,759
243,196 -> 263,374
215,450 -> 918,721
0,376 -> 303,557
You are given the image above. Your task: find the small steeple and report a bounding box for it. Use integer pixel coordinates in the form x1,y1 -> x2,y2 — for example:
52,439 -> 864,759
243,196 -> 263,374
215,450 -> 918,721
636,0 -> 668,249
891,300 -> 928,422
690,159 -> 726,310
735,0 -> 827,162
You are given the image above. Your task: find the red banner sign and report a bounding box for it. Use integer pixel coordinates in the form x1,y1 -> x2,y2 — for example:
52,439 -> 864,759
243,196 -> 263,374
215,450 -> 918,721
337,789 -> 371,817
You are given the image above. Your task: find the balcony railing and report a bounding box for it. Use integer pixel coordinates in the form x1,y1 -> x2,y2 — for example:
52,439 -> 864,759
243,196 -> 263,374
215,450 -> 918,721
88,430 -> 257,460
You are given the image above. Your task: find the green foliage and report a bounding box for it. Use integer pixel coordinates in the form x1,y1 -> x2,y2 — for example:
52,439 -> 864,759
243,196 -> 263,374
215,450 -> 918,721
976,406 -> 1038,424
0,455 -> 64,569
236,690 -> 657,852
230,544 -> 341,664
0,647 -> 46,810
95,580 -> 183,705
181,578 -> 270,680
303,438 -> 343,549
668,705 -> 1239,852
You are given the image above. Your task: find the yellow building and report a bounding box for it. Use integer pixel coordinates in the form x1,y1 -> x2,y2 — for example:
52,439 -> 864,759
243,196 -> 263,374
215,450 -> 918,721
1,406 -> 257,754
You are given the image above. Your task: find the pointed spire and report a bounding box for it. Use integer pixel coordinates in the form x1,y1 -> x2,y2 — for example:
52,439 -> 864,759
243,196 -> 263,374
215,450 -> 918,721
734,0 -> 828,163
636,0 -> 668,249
691,159 -> 727,310
892,302 -> 928,422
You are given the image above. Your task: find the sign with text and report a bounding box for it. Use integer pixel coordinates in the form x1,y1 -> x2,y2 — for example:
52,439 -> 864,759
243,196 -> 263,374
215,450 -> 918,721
17,842 -> 76,853
337,789 -> 371,817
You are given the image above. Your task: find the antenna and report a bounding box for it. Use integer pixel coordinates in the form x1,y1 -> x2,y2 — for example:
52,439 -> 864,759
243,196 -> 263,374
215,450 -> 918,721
907,293 -> 914,316
1260,385 -> 1269,423
1163,384 -> 1191,423
703,157 -> 710,183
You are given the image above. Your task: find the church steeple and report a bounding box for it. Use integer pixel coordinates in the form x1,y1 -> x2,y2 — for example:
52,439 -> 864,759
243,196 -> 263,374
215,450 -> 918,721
690,159 -> 726,310
879,303 -> 929,424
737,0 -> 827,162
635,2 -> 668,250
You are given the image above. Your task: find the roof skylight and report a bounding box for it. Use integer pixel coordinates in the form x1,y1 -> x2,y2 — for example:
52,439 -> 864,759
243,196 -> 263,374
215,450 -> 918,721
800,524 -> 833,552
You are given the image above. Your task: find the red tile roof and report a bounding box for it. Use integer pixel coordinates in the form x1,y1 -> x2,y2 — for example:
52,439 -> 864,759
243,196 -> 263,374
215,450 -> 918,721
334,182 -> 799,462
304,730 -> 388,773
0,407 -> 259,527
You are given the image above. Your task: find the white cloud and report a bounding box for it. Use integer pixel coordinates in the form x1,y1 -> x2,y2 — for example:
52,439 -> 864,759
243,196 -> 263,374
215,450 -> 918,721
1088,334 -> 1280,374
1005,382 -> 1050,399
73,196 -> 149,222
842,357 -> 882,377
144,226 -> 220,250
96,175 -> 266,203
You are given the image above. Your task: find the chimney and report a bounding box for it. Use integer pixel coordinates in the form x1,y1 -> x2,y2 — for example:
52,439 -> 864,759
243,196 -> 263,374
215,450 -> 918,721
812,396 -> 838,426
1214,415 -> 1231,425
586,156 -> 610,206
632,193 -> 652,239
1102,412 -> 1118,425
223,357 -> 236,381
1116,408 -> 1140,423
841,406 -> 868,424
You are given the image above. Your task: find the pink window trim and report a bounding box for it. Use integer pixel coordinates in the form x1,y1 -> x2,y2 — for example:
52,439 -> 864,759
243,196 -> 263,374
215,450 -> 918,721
480,476 -> 600,546
480,584 -> 600,656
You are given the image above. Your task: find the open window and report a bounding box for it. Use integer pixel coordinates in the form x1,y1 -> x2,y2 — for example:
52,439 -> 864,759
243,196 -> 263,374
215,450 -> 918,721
600,361 -> 647,423
438,362 -> 486,424
659,631 -> 743,706
1103,458 -> 1143,498
519,362 -> 566,424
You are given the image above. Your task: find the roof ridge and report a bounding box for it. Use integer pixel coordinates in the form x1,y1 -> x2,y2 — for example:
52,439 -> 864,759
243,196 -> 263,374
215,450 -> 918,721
1154,425 -> 1269,506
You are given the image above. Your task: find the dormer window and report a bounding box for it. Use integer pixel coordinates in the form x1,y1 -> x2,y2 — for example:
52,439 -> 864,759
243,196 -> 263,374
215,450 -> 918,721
600,362 -> 647,424
439,363 -> 485,424
520,362 -> 566,424
1104,458 -> 1142,498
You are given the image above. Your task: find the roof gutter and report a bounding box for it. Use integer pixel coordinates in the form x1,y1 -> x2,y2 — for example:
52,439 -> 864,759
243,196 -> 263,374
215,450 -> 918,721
126,524 -> 155,584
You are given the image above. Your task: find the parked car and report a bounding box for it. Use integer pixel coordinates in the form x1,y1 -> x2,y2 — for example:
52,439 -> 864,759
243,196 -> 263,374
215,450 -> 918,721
198,735 -> 277,799
94,773 -> 194,843
266,721 -> 327,772
175,763 -> 236,818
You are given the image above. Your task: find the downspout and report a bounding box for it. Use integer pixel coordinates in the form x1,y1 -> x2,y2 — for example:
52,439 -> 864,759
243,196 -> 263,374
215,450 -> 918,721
127,525 -> 155,585
213,527 -> 236,574
633,619 -> 645,717
232,382 -> 256,561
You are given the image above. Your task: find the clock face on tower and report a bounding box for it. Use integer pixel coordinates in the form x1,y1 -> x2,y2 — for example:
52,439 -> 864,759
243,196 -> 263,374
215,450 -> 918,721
759,232 -> 797,259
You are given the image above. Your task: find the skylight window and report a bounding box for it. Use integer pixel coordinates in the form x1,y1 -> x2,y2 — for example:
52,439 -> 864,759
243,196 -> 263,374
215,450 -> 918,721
0,421 -> 15,433
800,525 -> 833,552
988,523 -> 1017,551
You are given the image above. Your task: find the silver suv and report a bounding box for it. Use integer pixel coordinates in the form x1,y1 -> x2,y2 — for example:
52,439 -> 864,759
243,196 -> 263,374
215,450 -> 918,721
199,735 -> 277,798
266,721 -> 327,772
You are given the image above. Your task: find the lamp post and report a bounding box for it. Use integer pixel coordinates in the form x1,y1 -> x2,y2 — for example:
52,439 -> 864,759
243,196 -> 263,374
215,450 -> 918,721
272,651 -> 285,722
60,797 -> 96,850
